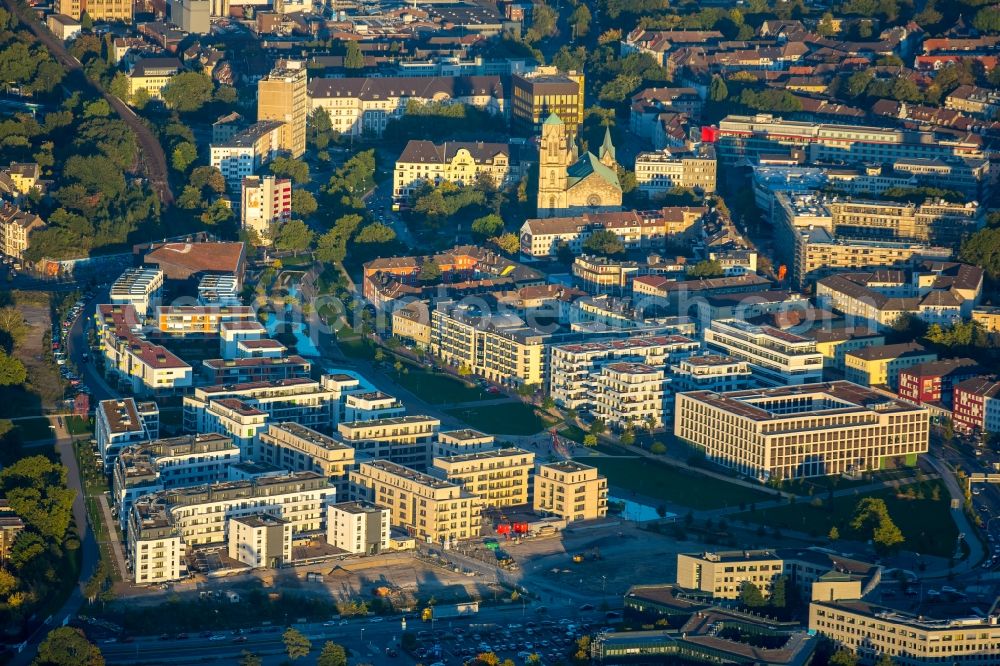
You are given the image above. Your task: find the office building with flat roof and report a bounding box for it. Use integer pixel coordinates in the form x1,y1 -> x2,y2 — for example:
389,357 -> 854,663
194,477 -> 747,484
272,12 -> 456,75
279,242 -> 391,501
432,448 -> 535,508
674,381 -> 929,480
704,319 -> 824,387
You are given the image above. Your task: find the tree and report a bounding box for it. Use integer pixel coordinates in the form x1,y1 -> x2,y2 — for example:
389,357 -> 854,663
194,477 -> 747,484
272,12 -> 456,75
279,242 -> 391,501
771,576 -> 788,608
80,11 -> 93,30
959,228 -> 1000,282
687,260 -> 724,278
828,526 -> 840,541
471,213 -> 504,239
316,214 -> 363,263
583,434 -> 598,447
161,72 -> 215,112
271,157 -> 310,184
190,166 -> 226,193
0,568 -> 15,596
291,190 -> 318,218
974,7 -> 1000,33
739,581 -> 766,607
829,648 -> 859,666
274,219 -> 314,255
491,232 -> 519,255
582,230 -> 624,257
200,200 -> 234,229
851,497 -> 904,552
0,350 -> 26,386
419,260 -> 442,283
817,12 -> 837,36
599,74 -> 642,103
238,652 -> 262,666
83,99 -> 109,118
35,627 -> 104,666
316,641 -> 347,666
132,87 -> 150,110
355,222 -> 396,244
109,72 -> 129,100
0,307 -> 28,349
282,628 -> 312,660
476,653 -> 500,666
344,42 -> 365,70
650,441 -> 667,454
589,418 -> 606,436
709,75 -> 729,102
570,4 -> 591,38
171,142 -> 197,173
874,654 -> 895,666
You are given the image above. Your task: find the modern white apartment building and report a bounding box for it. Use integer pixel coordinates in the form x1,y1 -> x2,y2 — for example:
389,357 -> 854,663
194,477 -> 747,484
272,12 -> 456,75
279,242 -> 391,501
634,145 -> 717,197
257,423 -> 355,496
109,267 -> 163,320
548,334 -> 698,412
183,378 -> 341,440
674,381 -> 929,480
591,362 -> 669,431
431,303 -> 550,387
307,76 -> 505,138
113,434 -> 239,533
533,460 -> 608,523
392,140 -> 521,202
670,354 -> 753,394
326,502 -> 390,555
197,275 -> 241,307
703,319 -> 824,387
227,513 -> 292,569
431,448 -> 535,508
196,399 -> 268,458
433,429 -> 496,458
210,120 -> 285,193
344,391 -> 405,423
240,175 -> 291,243
95,398 -> 159,465
337,416 -> 439,471
219,321 -> 268,358
349,460 -> 479,544
127,471 -> 333,582
96,304 -> 194,396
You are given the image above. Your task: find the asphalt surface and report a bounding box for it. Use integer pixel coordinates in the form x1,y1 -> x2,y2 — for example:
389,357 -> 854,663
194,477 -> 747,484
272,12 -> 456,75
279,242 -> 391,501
99,603 -> 599,665
1,0 -> 173,205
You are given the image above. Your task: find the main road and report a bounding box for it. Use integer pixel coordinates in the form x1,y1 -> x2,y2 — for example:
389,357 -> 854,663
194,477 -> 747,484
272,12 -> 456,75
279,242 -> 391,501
0,0 -> 174,205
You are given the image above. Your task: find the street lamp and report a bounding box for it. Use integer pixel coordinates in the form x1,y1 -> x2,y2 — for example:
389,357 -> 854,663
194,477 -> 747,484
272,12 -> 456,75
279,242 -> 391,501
360,626 -> 365,651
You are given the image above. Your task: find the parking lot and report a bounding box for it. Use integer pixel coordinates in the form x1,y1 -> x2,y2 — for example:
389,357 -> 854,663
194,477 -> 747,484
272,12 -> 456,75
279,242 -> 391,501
410,616 -> 588,665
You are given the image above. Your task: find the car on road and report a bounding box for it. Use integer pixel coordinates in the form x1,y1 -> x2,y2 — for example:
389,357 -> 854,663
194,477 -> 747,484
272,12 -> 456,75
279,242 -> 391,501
368,616 -> 384,623
208,635 -> 226,641
232,636 -> 247,643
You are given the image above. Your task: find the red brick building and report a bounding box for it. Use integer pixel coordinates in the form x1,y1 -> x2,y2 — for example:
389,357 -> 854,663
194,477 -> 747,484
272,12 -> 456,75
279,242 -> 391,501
897,358 -> 982,409
952,376 -> 1000,434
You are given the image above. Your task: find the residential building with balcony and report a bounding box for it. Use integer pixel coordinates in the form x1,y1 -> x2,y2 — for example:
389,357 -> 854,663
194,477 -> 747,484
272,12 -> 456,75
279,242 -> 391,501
258,423 -> 355,496
670,354 -> 753,394
95,398 -> 159,465
110,267 -> 164,320
431,448 -> 535,508
952,377 -> 1000,435
337,416 -> 439,471
326,502 -> 390,555
227,513 -> 292,569
533,460 -> 607,523
433,430 -> 496,458
703,319 -> 824,387
591,362 -> 669,432
112,434 -> 239,533
349,460 -> 479,544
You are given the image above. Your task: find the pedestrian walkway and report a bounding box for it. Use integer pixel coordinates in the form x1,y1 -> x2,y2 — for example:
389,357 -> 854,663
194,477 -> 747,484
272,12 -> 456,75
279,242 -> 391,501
96,492 -> 129,584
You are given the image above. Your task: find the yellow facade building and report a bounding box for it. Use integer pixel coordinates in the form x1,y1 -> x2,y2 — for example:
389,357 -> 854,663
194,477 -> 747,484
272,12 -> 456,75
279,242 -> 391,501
533,460 -> 607,523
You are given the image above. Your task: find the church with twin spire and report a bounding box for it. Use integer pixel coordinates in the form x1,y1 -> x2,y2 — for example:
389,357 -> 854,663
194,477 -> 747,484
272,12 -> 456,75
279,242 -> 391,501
535,113 -> 624,218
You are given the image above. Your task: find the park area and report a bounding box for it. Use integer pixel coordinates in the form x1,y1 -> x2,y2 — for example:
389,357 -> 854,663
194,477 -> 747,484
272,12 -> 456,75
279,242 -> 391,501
447,402 -> 557,436
392,367 -> 487,404
735,480 -> 958,557
583,455 -> 773,511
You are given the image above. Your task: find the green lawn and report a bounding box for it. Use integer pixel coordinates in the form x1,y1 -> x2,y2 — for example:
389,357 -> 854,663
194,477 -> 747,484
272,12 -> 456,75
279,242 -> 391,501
393,369 -> 487,404
447,403 -> 554,436
66,415 -> 93,435
735,481 -> 957,557
338,335 -> 375,360
584,456 -> 773,511
13,416 -> 53,441
557,424 -> 587,443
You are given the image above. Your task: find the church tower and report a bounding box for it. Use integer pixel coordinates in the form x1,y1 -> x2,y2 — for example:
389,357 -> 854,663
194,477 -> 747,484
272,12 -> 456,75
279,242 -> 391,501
599,127 -> 617,169
536,113 -> 572,217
